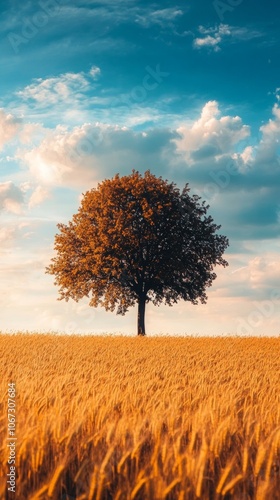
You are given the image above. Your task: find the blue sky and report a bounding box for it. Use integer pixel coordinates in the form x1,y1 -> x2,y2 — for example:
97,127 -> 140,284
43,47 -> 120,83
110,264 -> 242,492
1,0 -> 280,335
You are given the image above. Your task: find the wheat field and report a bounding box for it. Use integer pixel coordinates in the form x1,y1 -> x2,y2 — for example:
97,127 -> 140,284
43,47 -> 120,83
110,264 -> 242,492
0,334 -> 279,500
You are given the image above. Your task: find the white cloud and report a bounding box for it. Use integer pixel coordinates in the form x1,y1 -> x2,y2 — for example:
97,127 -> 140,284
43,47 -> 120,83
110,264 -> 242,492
252,102 -> 280,168
240,146 -> 254,165
135,8 -> 183,28
0,109 -> 21,150
230,255 -> 280,292
231,145 -> 255,173
16,67 -> 101,106
260,103 -> 280,143
193,24 -> 230,51
10,97 -> 279,210
194,35 -> 221,50
174,101 -> 250,162
17,73 -> 88,104
28,186 -> 50,208
18,123 -> 105,186
193,24 -> 262,51
18,122 -> 174,188
213,97 -> 280,190
0,181 -> 24,214
19,123 -> 45,145
198,24 -> 231,36
246,255 -> 280,290
89,66 -> 101,79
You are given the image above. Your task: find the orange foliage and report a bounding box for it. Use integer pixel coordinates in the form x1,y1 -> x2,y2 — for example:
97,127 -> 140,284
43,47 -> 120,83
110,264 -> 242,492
46,171 -> 229,334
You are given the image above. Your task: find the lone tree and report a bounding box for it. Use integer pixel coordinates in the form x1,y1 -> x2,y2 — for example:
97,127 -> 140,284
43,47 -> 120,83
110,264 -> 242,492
46,171 -> 229,335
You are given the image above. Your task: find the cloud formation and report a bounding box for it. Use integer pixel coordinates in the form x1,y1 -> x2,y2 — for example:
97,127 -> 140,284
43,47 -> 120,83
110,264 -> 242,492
193,24 -> 231,51
15,97 -> 279,205
0,109 -> 21,150
0,181 -> 24,214
28,185 -> 50,208
135,8 -> 183,28
193,24 -> 262,51
16,67 -> 101,106
174,101 -> 250,162
18,122 -> 175,187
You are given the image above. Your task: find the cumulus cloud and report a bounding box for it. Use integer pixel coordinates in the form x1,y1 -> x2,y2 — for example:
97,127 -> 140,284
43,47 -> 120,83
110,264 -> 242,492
219,99 -> 280,193
19,123 -> 45,145
0,109 -> 21,150
239,146 -> 254,165
174,101 -> 250,162
0,182 -> 24,214
243,101 -> 280,185
89,66 -> 101,79
19,124 -> 103,186
18,123 -> 175,188
193,24 -> 230,51
193,24 -> 262,51
194,35 -> 221,50
13,96 -> 280,228
16,67 -> 101,106
259,103 -> 280,157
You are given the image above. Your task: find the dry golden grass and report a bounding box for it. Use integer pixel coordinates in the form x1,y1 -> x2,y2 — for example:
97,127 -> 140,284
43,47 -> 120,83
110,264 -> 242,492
0,334 -> 279,499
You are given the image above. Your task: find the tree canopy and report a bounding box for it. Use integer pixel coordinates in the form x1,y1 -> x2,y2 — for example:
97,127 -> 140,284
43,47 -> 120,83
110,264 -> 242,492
46,170 -> 229,335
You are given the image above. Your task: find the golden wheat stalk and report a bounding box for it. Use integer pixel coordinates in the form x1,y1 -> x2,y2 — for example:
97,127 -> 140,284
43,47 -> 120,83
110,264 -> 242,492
216,460 -> 234,494
47,463 -> 65,498
222,473 -> 243,495
29,484 -> 48,500
131,478 -> 148,499
163,478 -> 181,497
254,443 -> 267,477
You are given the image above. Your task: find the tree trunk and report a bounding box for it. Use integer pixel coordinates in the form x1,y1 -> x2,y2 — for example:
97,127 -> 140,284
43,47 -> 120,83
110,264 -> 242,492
137,295 -> 146,336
